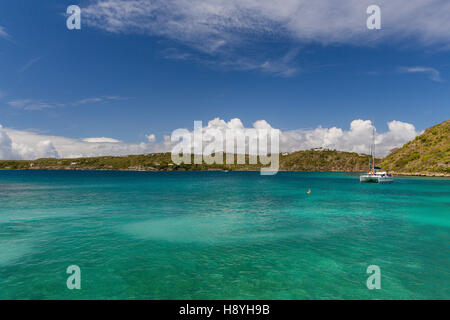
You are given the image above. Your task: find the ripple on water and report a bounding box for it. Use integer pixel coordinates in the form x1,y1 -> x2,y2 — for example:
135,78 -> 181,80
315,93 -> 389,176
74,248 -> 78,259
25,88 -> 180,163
0,240 -> 33,267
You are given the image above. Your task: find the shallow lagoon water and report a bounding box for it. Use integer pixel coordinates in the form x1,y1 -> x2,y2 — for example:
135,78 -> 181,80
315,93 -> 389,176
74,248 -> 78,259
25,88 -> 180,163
0,170 -> 448,299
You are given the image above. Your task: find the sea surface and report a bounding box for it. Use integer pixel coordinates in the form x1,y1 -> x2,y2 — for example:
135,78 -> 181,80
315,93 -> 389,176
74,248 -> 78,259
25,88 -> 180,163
0,170 -> 448,300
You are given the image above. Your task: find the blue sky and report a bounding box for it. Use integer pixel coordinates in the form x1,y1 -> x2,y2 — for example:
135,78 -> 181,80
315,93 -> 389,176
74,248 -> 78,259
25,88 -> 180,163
0,0 -> 449,159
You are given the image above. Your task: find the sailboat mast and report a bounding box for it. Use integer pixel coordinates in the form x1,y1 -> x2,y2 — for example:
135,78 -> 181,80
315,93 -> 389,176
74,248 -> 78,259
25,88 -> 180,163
372,125 -> 375,172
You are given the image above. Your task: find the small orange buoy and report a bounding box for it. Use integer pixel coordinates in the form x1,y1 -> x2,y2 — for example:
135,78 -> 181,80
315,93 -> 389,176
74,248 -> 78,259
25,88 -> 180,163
307,189 -> 311,194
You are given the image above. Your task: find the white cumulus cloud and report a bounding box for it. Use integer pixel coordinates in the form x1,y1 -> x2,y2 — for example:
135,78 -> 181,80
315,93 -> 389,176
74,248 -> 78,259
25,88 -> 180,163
168,118 -> 420,157
13,141 -> 60,159
145,134 -> 156,142
3,128 -> 152,159
280,119 -> 420,156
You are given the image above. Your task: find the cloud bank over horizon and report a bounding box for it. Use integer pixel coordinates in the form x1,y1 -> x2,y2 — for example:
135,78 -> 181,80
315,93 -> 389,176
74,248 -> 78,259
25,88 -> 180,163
0,119 -> 420,160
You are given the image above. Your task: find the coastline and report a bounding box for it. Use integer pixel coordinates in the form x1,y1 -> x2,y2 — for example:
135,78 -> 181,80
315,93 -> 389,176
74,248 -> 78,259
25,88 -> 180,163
389,171 -> 450,178
1,167 -> 448,177
1,149 -> 447,177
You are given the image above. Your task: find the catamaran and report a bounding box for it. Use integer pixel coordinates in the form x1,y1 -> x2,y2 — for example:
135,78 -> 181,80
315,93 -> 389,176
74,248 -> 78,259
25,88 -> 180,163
360,126 -> 394,183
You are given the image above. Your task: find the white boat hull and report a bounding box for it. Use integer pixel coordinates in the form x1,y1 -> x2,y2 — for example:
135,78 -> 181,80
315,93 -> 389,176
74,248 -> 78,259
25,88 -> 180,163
360,175 -> 394,183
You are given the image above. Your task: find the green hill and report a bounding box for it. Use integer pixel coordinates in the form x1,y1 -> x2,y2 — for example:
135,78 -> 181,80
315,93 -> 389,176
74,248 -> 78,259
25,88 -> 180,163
381,119 -> 449,175
279,149 -> 372,172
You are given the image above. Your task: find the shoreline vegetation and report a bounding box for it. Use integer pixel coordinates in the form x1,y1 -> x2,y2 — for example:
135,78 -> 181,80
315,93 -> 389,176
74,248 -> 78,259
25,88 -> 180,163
0,149 -> 448,177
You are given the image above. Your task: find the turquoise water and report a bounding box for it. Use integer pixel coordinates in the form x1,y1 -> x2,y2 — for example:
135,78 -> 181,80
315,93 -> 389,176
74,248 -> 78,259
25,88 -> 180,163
0,170 -> 448,300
